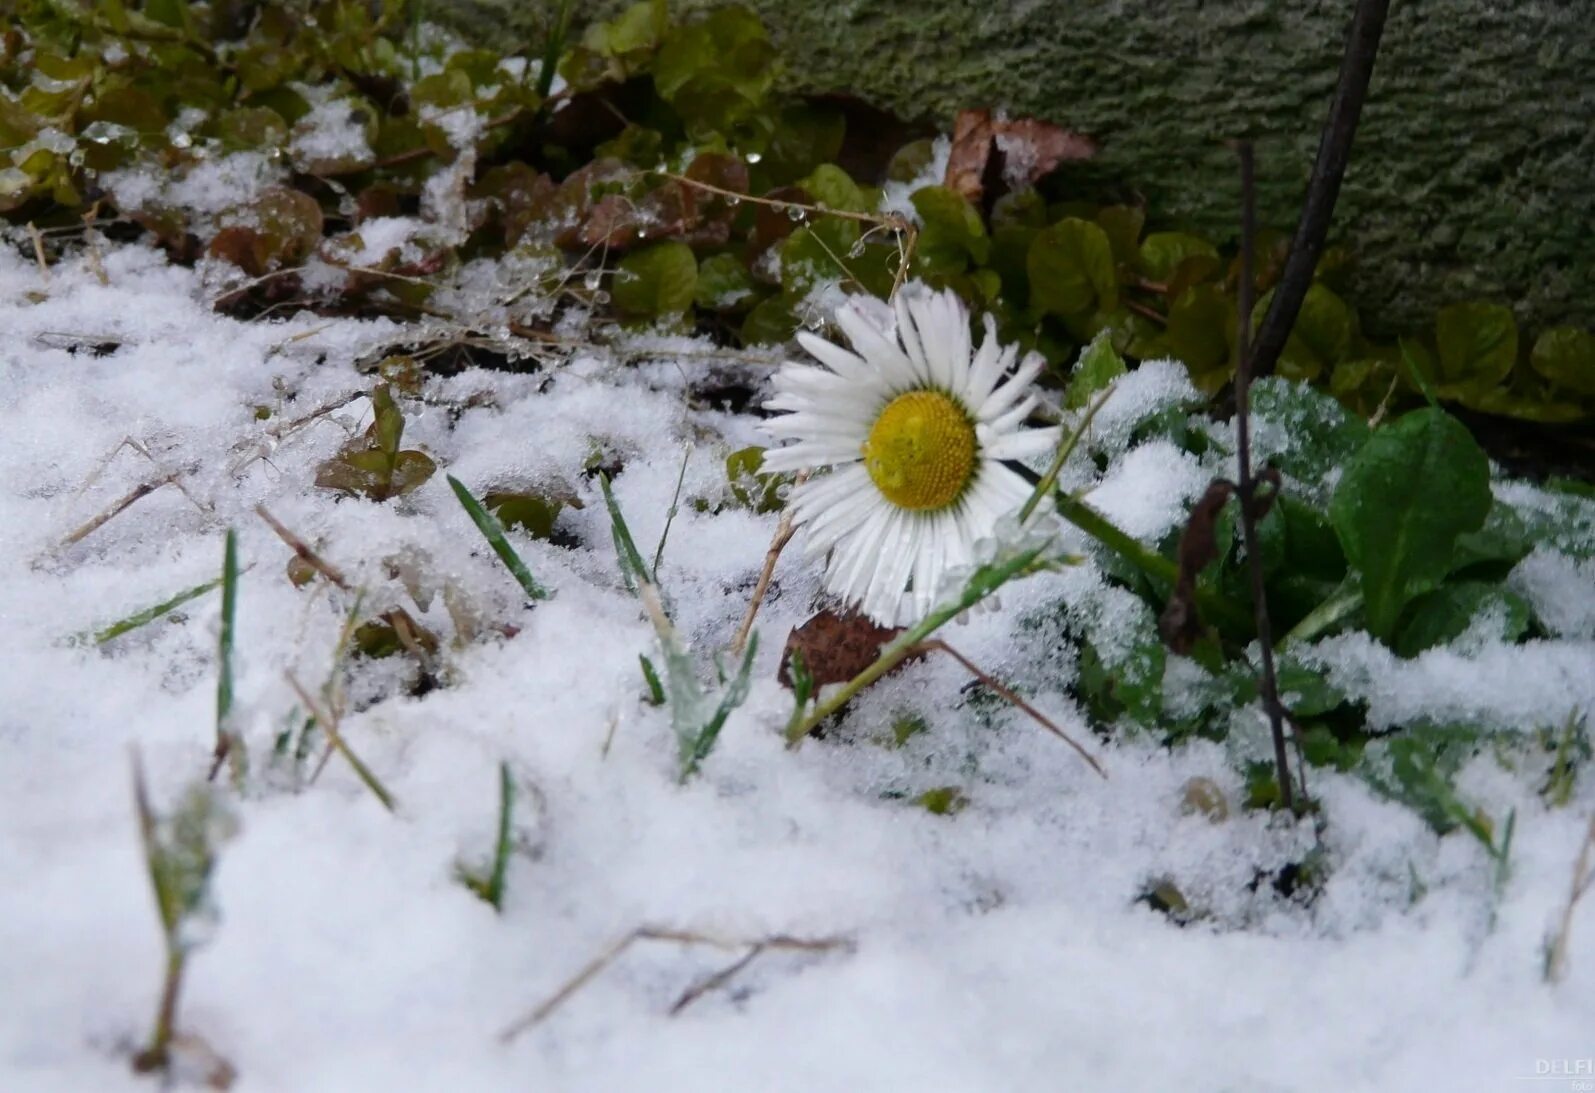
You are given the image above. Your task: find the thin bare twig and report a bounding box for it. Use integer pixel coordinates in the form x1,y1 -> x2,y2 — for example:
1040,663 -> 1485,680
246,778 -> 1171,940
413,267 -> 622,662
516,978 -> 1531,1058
499,926 -> 850,1042
26,222 -> 50,282
1251,0 -> 1390,379
669,943 -> 766,1015
919,640 -> 1106,779
731,471 -> 807,656
1545,813 -> 1595,983
1233,142 -> 1295,812
285,671 -> 396,812
255,505 -> 352,590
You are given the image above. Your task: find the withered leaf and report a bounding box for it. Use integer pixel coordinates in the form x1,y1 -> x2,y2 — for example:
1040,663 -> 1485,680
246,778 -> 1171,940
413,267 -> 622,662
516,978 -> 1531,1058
943,108 -> 1098,207
1158,479 -> 1235,654
778,608 -> 912,689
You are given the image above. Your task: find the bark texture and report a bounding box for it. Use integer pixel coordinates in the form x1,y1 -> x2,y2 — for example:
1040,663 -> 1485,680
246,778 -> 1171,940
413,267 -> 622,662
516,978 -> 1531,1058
439,0 -> 1594,335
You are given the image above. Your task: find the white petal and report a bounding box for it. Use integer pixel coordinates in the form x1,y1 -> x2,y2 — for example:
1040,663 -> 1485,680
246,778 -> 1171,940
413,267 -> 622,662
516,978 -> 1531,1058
796,331 -> 875,385
963,314 -> 1007,406
790,465 -> 872,517
760,442 -> 862,473
838,299 -> 920,390
903,286 -> 967,392
976,351 -> 1047,421
982,426 -> 1060,462
831,507 -> 894,607
891,290 -> 935,387
866,516 -> 921,624
986,394 -> 1039,438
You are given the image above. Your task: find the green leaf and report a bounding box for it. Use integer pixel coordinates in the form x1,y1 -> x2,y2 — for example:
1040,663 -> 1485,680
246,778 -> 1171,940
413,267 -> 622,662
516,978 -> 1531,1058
694,253 -> 758,312
911,185 -> 990,273
802,164 -> 866,213
1329,408 -> 1493,642
613,241 -> 698,319
1258,283 -> 1355,382
448,476 -> 550,601
1393,581 -> 1531,658
1096,205 -> 1145,269
1161,284 -> 1232,392
1435,301 -> 1518,394
1530,326 -> 1595,396
740,295 -> 798,345
1249,377 -> 1371,484
1065,331 -> 1126,409
1028,218 -> 1117,317
1138,232 -> 1217,282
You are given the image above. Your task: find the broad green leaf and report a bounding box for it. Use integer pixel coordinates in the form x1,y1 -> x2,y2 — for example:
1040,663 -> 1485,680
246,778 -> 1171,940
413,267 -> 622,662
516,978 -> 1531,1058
1530,326 -> 1595,396
1435,301 -> 1517,393
740,295 -> 798,345
1393,581 -> 1531,658
1249,377 -> 1371,485
1257,283 -> 1355,382
613,241 -> 698,318
1161,283 -> 1232,391
802,164 -> 866,213
1065,331 -> 1125,409
1028,218 -> 1117,317
694,253 -> 758,311
911,185 -> 990,271
1138,232 -> 1217,282
1096,205 -> 1146,269
1329,408 -> 1492,642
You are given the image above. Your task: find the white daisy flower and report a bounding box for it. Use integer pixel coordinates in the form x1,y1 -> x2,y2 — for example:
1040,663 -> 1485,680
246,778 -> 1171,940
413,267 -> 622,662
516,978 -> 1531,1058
763,282 -> 1060,626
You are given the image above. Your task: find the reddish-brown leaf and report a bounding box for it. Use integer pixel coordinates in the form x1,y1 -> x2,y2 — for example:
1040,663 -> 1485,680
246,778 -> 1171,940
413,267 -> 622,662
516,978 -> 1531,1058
943,108 -> 1098,206
778,608 -> 912,689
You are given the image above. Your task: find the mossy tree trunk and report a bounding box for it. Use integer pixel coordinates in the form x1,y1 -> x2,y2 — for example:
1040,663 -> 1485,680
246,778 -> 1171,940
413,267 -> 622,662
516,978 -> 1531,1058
439,0 -> 1594,336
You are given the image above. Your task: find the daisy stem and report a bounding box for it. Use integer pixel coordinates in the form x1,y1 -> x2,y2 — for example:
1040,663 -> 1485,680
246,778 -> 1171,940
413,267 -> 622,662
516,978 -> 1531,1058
785,545 -> 1050,746
1017,386 -> 1114,526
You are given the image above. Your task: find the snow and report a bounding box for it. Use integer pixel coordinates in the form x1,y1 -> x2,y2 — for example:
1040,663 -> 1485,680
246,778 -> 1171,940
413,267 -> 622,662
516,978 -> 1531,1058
2,241 -> 1594,1092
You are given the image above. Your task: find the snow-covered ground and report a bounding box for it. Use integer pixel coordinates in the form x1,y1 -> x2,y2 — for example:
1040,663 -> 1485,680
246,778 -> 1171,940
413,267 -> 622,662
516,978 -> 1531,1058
2,241 -> 1592,1092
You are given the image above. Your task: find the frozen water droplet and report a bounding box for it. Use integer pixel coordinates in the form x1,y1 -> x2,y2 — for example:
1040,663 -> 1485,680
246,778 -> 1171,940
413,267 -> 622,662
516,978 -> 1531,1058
171,131 -> 192,149
848,240 -> 866,258
786,206 -> 806,222
594,290 -> 611,304
636,227 -> 648,240
746,152 -> 763,164
726,195 -> 741,207
583,271 -> 602,291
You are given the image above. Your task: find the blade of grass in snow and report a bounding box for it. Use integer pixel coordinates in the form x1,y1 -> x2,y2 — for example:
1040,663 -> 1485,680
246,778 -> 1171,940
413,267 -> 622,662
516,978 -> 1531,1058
600,472 -> 754,779
209,529 -> 244,787
653,444 -> 691,574
487,761 -> 515,909
639,654 -> 665,706
536,0 -> 576,100
286,672 -> 397,813
80,574 -> 223,646
679,632 -> 758,782
448,475 -> 549,601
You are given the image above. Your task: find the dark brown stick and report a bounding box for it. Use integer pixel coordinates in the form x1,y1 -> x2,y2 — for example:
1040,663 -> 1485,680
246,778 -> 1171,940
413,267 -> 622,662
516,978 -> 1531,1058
1234,143 -> 1295,812
1250,0 -> 1390,379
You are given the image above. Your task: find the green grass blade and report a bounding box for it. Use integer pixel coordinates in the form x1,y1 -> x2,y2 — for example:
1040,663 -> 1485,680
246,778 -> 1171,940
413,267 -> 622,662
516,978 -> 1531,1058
639,654 -> 666,705
86,575 -> 223,646
680,631 -> 759,782
536,0 -> 576,100
486,761 -> 515,911
448,475 -> 550,601
598,471 -> 653,588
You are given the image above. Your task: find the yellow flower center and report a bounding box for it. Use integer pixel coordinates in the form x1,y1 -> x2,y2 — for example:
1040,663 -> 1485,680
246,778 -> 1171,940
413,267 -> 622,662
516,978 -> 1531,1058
862,390 -> 977,511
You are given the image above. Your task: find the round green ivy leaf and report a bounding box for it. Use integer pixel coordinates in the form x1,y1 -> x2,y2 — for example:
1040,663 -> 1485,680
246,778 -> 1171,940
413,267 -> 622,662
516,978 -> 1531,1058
1435,301 -> 1518,393
1028,217 -> 1117,318
614,241 -> 698,319
1530,325 -> 1595,396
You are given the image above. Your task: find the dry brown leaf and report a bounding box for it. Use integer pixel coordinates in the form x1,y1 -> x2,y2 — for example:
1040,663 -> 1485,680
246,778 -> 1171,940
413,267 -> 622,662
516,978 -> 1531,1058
778,608 -> 912,689
943,108 -> 1098,207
